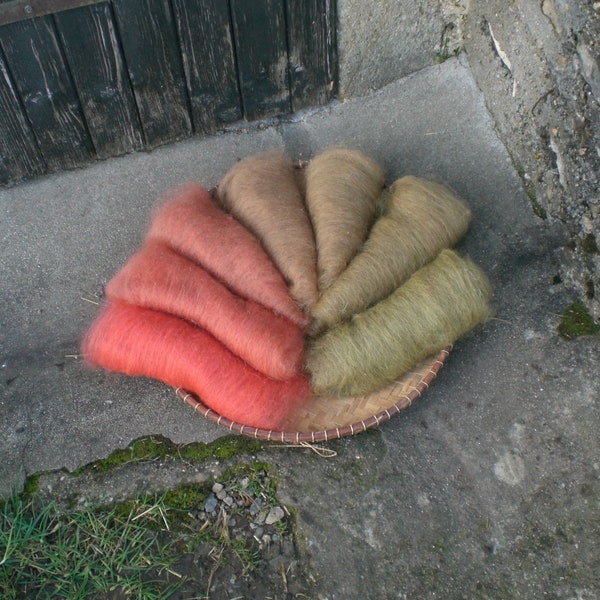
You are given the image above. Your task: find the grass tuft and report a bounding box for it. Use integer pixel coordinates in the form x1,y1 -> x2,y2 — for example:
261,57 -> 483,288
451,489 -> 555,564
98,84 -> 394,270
1,460 -> 300,599
0,489 -> 183,599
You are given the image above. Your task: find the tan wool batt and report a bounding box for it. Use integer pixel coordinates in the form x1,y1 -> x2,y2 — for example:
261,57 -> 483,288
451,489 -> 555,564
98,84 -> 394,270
216,151 -> 319,311
309,175 -> 472,333
306,249 -> 493,397
304,148 -> 385,292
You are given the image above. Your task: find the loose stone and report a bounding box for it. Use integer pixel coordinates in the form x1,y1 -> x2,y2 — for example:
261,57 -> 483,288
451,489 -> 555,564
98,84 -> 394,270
265,506 -> 285,525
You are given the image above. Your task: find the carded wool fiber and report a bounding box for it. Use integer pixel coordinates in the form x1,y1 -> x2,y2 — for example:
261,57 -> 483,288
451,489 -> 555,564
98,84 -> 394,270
82,301 -> 313,430
304,148 -> 385,292
306,249 -> 492,397
105,241 -> 305,380
147,182 -> 308,328
309,175 -> 471,333
216,151 -> 319,310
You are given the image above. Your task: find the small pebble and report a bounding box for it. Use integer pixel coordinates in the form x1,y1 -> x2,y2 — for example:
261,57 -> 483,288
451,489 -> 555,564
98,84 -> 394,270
212,482 -> 224,493
204,494 -> 218,512
265,506 -> 285,525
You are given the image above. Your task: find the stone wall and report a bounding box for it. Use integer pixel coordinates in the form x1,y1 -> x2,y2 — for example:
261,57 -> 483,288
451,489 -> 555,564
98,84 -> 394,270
338,0 -> 600,320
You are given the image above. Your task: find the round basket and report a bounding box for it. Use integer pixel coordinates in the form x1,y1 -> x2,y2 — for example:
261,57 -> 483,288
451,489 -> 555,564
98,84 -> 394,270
176,346 -> 450,442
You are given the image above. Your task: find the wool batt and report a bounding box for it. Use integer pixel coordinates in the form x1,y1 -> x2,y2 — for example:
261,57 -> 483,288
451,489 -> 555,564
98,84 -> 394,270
105,241 -> 305,380
306,249 -> 492,397
82,301 -> 313,430
216,151 -> 319,310
309,176 -> 472,333
304,148 -> 385,292
147,182 -> 308,328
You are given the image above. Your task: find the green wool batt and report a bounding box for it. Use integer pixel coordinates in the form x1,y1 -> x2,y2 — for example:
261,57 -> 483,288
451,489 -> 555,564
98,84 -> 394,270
306,249 -> 492,397
309,176 -> 472,334
304,148 -> 385,292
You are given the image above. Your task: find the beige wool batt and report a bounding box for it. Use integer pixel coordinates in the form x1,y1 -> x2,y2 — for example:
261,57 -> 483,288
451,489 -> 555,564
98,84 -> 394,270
306,249 -> 493,397
304,148 -> 385,292
216,151 -> 319,311
309,175 -> 472,333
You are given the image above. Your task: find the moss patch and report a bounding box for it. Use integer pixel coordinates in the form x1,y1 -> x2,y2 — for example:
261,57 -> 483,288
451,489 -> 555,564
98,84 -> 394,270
580,233 -> 598,254
558,302 -> 600,339
163,483 -> 210,512
73,434 -> 262,475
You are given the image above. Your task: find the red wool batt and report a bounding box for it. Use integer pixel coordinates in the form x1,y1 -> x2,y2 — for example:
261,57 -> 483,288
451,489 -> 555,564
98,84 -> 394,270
146,182 -> 308,328
105,241 -> 304,381
82,301 -> 313,430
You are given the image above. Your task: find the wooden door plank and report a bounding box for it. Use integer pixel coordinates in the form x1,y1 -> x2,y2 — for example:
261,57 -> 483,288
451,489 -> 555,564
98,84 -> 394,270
230,0 -> 291,120
54,3 -> 144,158
285,0 -> 336,111
112,0 -> 192,147
0,49 -> 46,185
171,0 -> 241,132
0,16 -> 93,170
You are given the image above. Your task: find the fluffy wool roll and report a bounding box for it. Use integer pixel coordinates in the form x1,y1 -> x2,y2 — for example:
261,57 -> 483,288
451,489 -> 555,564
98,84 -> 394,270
216,151 -> 319,310
304,148 -> 385,292
83,301 -> 313,430
105,241 -> 305,380
309,176 -> 472,333
306,249 -> 492,397
146,182 -> 308,328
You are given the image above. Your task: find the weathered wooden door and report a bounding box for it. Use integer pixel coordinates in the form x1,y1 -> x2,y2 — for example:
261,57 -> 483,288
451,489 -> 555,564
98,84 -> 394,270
0,0 -> 337,185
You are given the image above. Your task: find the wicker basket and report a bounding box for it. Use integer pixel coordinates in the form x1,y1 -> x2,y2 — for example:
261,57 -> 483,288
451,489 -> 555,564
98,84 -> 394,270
176,346 -> 450,442
180,167 -> 451,442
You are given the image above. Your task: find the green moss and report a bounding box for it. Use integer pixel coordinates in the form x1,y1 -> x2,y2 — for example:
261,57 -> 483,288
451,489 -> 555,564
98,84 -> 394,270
531,198 -> 548,220
580,233 -> 598,254
74,434 -> 263,476
73,435 -> 176,475
205,436 -> 262,460
163,483 -> 209,511
558,303 -> 600,339
21,474 -> 40,499
524,186 -> 547,220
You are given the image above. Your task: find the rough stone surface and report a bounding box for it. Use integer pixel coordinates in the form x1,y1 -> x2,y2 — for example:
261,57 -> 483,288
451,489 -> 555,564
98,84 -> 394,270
463,0 -> 600,321
1,59 -> 598,598
337,0 -> 468,97
338,0 -> 600,319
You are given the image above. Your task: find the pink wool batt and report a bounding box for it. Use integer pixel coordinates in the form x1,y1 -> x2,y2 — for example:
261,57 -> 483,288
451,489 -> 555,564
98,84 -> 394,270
146,182 -> 308,328
106,241 -> 305,380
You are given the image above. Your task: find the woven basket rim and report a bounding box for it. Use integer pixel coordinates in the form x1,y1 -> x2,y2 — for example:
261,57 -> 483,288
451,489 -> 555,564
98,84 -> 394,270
175,346 -> 451,443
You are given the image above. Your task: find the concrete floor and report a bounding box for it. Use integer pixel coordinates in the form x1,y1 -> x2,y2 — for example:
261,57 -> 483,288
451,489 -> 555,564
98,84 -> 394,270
1,57 -> 598,598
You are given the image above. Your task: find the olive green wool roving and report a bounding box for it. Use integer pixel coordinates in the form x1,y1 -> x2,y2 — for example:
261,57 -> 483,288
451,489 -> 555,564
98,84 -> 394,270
306,249 -> 492,397
309,176 -> 471,334
304,148 -> 385,292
